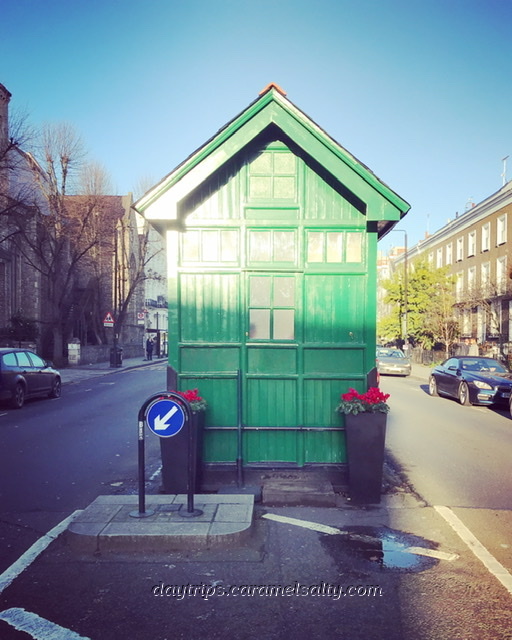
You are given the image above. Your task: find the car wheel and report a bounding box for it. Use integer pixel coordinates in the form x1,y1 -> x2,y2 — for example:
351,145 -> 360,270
458,382 -> 471,406
428,376 -> 438,397
48,378 -> 61,399
11,383 -> 25,409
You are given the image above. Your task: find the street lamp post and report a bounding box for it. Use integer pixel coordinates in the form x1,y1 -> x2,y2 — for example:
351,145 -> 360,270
391,229 -> 408,345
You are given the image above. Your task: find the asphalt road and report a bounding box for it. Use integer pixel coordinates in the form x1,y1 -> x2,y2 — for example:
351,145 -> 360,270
0,363 -> 166,574
381,373 -> 512,574
1,366 -> 512,639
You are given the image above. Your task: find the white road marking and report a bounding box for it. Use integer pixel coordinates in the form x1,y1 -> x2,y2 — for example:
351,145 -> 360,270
262,513 -> 342,535
406,546 -> 458,562
263,513 -> 457,561
435,505 -> 512,595
0,607 -> 91,639
0,510 -> 82,595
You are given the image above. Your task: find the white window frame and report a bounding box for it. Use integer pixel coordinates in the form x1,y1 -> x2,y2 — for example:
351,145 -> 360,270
467,230 -> 476,257
497,214 -> 507,245
445,243 -> 453,265
455,271 -> 464,302
467,265 -> 476,294
481,222 -> 490,252
456,237 -> 464,261
481,261 -> 490,294
436,247 -> 443,268
497,255 -> 507,294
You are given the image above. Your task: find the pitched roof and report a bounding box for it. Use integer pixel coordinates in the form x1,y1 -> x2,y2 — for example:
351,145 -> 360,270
135,85 -> 410,237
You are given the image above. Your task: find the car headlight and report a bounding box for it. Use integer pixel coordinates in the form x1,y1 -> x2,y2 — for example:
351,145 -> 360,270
473,380 -> 493,390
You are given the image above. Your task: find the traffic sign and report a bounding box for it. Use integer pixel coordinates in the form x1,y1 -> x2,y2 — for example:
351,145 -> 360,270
146,398 -> 185,438
103,311 -> 115,327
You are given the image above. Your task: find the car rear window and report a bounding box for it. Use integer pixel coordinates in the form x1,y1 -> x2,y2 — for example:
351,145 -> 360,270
2,352 -> 17,367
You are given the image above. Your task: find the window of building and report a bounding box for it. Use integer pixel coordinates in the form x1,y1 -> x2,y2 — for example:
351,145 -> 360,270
248,148 -> 297,202
306,231 -> 363,264
467,266 -> 476,294
497,255 -> 507,294
248,275 -> 295,341
497,214 -> 507,245
445,243 -> 453,265
456,237 -> 464,261
428,252 -> 434,266
436,247 -> 443,268
455,271 -> 464,301
481,222 -> 490,252
490,301 -> 501,337
462,309 -> 471,336
481,262 -> 490,293
467,230 -> 476,257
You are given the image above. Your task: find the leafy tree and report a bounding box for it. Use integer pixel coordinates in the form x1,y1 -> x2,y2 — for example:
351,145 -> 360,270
379,258 -> 457,355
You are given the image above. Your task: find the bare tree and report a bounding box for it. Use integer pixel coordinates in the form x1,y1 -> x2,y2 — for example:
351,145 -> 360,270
6,124 -> 109,364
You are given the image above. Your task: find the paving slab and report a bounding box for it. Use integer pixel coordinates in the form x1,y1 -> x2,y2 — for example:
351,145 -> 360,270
261,469 -> 337,506
66,494 -> 254,553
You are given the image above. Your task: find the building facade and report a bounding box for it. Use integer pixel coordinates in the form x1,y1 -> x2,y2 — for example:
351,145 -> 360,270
391,181 -> 512,355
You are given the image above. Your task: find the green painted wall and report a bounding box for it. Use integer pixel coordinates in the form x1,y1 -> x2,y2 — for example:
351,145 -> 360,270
169,139 -> 379,466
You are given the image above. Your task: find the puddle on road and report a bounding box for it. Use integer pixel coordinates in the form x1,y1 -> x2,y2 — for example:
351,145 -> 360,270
321,526 -> 439,572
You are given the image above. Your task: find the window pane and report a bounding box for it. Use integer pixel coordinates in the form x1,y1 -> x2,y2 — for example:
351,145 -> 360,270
182,231 -> 200,262
249,176 -> 272,199
249,231 -> 271,262
202,231 -> 218,261
16,352 -> 32,367
273,231 -> 295,262
273,176 -> 296,199
307,232 -> 324,262
2,353 -> 17,366
28,353 -> 45,367
249,309 -> 270,339
220,230 -> 238,262
346,232 -> 363,262
326,232 -> 343,262
273,309 -> 295,340
250,152 -> 272,173
250,277 -> 271,306
274,277 -> 295,306
273,153 -> 295,174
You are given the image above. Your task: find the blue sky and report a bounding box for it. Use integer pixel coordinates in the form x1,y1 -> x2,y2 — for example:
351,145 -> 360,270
2,0 -> 511,253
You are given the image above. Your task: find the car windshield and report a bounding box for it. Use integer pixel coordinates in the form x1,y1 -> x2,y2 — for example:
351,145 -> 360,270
378,349 -> 405,358
460,358 -> 507,373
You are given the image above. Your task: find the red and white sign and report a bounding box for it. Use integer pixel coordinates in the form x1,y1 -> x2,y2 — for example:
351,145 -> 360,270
103,311 -> 115,327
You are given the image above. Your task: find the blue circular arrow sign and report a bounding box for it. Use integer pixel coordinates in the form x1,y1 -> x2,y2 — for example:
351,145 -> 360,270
146,398 -> 185,438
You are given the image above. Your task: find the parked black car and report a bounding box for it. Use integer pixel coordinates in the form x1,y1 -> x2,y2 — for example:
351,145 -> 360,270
0,348 -> 61,409
428,356 -> 512,406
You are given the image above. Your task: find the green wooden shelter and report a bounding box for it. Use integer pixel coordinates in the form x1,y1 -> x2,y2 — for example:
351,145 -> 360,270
135,83 -> 410,470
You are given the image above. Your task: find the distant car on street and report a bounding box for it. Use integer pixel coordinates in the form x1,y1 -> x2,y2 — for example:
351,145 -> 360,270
376,347 -> 411,377
0,348 -> 61,409
428,356 -> 512,407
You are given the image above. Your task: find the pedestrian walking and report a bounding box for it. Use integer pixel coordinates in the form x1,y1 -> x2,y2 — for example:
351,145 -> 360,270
146,337 -> 154,361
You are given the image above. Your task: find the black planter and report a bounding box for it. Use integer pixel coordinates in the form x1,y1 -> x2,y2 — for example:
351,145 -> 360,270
160,410 -> 205,494
344,412 -> 387,504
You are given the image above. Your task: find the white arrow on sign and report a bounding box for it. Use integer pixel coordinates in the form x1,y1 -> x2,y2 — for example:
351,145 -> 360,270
153,405 -> 178,431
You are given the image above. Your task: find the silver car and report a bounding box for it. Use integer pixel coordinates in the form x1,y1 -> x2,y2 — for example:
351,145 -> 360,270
376,348 -> 411,377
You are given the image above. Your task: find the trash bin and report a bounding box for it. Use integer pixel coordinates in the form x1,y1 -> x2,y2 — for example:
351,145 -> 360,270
160,410 -> 204,493
110,346 -> 123,368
